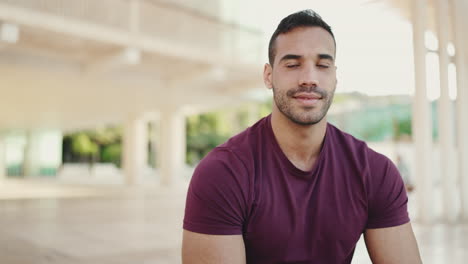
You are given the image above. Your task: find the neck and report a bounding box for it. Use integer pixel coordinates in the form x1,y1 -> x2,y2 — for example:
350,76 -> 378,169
270,109 -> 327,171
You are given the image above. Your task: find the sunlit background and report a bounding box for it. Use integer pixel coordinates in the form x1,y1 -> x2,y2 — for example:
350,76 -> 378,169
0,0 -> 467,263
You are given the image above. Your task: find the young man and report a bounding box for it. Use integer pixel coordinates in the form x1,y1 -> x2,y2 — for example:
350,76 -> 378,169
182,10 -> 422,264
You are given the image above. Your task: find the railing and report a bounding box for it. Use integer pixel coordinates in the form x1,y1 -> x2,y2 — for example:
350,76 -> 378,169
0,0 -> 264,64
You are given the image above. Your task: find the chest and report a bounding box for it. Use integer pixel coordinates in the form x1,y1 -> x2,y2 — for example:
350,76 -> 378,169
243,165 -> 368,263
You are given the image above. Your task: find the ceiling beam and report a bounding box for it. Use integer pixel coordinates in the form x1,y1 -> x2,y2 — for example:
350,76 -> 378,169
0,3 -> 259,70
168,66 -> 227,88
84,47 -> 141,74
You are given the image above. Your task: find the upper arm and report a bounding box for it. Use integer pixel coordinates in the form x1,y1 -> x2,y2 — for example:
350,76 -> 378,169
182,230 -> 246,264
183,148 -> 251,235
364,222 -> 422,264
366,151 -> 410,229
182,149 -> 250,263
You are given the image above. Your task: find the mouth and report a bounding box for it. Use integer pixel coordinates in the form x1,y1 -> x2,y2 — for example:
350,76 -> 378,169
293,92 -> 322,99
292,93 -> 322,106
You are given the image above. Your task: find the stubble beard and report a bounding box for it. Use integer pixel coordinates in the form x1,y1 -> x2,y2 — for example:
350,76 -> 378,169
272,85 -> 335,126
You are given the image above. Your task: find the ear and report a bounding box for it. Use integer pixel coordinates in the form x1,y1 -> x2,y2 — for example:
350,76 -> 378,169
263,63 -> 273,89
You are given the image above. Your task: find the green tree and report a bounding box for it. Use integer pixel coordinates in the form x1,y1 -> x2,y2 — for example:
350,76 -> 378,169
71,133 -> 99,158
101,144 -> 122,167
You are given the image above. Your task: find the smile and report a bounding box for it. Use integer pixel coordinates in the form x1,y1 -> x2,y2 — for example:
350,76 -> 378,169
292,93 -> 322,107
293,97 -> 321,107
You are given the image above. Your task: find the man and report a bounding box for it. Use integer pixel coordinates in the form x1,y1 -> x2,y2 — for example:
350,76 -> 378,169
182,10 -> 422,264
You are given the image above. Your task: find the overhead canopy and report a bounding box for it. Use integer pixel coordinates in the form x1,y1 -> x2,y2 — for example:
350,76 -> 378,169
1,0 -> 467,131
0,0 -> 265,131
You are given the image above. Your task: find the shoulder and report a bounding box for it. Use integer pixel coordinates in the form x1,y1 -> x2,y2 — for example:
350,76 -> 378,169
327,123 -> 392,161
185,148 -> 253,235
366,147 -> 396,172
209,116 -> 268,168
325,125 -> 409,228
191,147 -> 248,186
221,116 -> 268,152
191,116 -> 269,187
326,123 -> 372,167
326,123 -> 397,182
327,123 -> 369,152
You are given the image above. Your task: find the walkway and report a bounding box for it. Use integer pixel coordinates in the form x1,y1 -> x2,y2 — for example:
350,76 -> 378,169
0,180 -> 466,263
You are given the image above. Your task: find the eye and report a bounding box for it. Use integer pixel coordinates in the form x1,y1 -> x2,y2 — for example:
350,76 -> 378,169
286,64 -> 299,68
317,64 -> 330,69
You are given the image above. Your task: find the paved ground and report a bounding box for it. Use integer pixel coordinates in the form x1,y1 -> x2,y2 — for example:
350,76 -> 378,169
0,179 -> 466,263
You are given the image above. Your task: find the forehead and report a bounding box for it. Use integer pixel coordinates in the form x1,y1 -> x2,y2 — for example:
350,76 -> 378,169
274,27 -> 335,61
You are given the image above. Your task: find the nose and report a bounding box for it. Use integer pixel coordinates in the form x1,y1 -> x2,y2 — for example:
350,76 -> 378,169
299,65 -> 319,88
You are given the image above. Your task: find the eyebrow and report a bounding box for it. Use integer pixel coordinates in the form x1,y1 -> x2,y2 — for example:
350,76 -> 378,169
318,53 -> 334,61
279,54 -> 302,63
278,53 -> 335,63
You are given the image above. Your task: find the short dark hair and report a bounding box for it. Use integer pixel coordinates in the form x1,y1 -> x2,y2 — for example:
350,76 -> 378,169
268,9 -> 336,65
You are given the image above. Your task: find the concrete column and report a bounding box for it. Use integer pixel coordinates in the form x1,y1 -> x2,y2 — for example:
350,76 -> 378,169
23,130 -> 42,177
122,115 -> 147,185
436,0 -> 457,222
158,108 -> 186,186
453,0 -> 468,221
411,0 -> 433,223
151,120 -> 159,169
0,134 -> 6,182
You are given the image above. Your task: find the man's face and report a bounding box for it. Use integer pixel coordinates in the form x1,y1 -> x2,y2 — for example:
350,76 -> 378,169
264,26 -> 337,126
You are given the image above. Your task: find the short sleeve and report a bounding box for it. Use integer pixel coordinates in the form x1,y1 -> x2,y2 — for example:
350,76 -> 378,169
366,150 -> 410,229
183,147 -> 251,235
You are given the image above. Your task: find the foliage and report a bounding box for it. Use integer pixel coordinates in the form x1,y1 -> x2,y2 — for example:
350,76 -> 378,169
71,133 -> 99,157
329,103 -> 414,142
393,116 -> 412,141
185,101 -> 271,165
63,95 -> 439,168
101,143 -> 122,167
186,112 -> 229,165
64,126 -> 122,167
87,127 -> 122,145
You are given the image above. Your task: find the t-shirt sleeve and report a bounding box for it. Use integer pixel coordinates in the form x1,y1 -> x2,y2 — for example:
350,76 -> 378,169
183,147 -> 251,235
365,149 -> 410,229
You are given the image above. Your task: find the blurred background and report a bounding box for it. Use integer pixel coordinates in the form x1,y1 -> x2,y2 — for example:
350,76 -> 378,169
0,0 -> 467,263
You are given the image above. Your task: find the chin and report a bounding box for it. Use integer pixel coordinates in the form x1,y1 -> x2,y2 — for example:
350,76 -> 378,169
288,114 -> 325,126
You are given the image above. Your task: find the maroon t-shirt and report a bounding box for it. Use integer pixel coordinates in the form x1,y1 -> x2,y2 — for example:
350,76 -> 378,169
183,115 -> 409,263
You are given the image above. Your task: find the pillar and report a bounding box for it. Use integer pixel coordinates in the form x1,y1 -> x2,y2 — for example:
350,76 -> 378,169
23,130 -> 42,177
436,0 -> 457,222
122,115 -> 148,185
411,0 -> 433,223
453,0 -> 468,221
0,134 -> 6,182
158,107 -> 186,186
151,120 -> 159,170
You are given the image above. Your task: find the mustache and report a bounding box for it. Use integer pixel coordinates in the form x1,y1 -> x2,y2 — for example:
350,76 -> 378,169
286,86 -> 327,98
